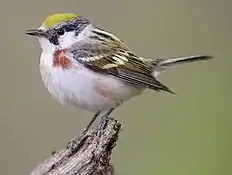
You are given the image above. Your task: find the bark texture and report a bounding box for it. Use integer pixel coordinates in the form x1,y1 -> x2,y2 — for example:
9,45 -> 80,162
30,118 -> 121,175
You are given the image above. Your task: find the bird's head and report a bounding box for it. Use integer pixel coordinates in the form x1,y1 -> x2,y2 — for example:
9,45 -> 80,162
26,13 -> 90,53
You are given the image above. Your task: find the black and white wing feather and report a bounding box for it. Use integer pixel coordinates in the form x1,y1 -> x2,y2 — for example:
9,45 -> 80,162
68,29 -> 174,94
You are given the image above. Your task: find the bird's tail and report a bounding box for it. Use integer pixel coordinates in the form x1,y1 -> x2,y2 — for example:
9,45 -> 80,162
151,55 -> 213,72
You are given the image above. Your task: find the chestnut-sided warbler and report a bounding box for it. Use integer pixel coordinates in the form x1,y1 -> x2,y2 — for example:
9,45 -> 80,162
26,13 -> 213,132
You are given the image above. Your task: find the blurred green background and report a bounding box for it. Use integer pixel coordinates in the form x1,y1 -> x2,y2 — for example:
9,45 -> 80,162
0,0 -> 231,174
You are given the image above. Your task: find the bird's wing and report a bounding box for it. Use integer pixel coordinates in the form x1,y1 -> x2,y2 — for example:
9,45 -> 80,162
68,42 -> 174,93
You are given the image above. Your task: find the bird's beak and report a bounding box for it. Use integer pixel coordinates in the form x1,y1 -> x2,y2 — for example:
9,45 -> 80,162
25,29 -> 47,37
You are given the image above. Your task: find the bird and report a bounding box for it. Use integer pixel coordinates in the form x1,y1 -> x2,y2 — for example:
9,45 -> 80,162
26,13 -> 213,133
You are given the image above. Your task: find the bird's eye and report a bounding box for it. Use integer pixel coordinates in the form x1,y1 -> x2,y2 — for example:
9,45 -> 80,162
57,28 -> 65,36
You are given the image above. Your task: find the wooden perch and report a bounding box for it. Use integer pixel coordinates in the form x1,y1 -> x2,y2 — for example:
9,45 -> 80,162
30,118 -> 121,175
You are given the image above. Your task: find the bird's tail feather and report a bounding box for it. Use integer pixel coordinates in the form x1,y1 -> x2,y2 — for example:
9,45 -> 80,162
148,55 -> 213,94
152,55 -> 213,70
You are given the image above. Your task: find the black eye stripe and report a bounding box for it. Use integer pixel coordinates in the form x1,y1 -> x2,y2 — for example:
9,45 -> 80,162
46,27 -> 64,45
64,24 -> 76,32
49,35 -> 59,45
45,17 -> 90,45
46,29 -> 58,45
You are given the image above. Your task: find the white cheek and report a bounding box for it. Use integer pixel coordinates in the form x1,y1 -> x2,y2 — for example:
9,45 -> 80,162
59,31 -> 77,48
38,37 -> 56,54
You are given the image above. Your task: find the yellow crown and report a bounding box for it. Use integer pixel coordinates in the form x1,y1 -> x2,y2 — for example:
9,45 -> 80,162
43,13 -> 78,28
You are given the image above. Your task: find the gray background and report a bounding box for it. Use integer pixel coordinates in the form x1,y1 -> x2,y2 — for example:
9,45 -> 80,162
0,0 -> 231,174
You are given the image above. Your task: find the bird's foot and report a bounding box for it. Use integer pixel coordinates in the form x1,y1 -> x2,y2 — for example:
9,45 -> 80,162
97,108 -> 115,136
97,116 -> 108,136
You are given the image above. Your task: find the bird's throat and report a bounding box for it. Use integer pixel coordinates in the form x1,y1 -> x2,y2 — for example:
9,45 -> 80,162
52,49 -> 72,69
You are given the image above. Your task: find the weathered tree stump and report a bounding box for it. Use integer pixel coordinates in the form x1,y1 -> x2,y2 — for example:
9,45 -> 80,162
30,118 -> 121,175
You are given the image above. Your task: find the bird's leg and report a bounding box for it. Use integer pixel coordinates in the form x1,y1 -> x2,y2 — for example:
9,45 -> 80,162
67,111 -> 101,152
98,108 -> 115,135
83,111 -> 101,133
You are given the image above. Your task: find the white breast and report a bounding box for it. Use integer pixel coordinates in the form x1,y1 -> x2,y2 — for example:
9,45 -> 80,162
39,52 -> 144,113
